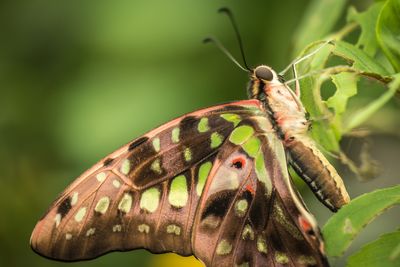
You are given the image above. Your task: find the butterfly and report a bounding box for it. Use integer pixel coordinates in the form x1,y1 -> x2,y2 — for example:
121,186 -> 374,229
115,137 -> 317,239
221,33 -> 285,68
30,8 -> 350,266
30,62 -> 350,266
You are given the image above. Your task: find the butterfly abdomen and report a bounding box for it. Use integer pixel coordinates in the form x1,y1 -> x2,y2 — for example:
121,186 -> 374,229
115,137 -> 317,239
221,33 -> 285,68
285,136 -> 350,211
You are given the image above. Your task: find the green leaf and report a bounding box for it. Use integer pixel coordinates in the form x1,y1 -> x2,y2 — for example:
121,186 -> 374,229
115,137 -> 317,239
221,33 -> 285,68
333,40 -> 390,76
322,184 -> 400,257
292,0 -> 348,56
328,72 -> 358,115
346,230 -> 400,267
347,2 -> 384,57
326,72 -> 358,137
376,0 -> 400,72
298,43 -> 340,151
345,73 -> 400,131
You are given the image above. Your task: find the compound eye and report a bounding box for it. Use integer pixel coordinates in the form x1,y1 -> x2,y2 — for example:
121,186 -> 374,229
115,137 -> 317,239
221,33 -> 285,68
254,66 -> 274,81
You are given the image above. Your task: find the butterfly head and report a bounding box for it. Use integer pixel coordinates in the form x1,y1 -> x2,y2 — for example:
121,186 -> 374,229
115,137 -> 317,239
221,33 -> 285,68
247,65 -> 285,99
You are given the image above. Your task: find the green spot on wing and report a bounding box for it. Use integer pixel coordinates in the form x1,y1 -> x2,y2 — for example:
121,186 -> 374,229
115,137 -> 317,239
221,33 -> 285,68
198,117 -> 210,133
210,132 -> 223,148
235,199 -> 248,217
257,236 -> 268,254
229,125 -> 254,145
242,136 -> 261,158
275,252 -> 289,264
184,147 -> 192,161
152,138 -> 160,152
197,161 -> 212,196
120,159 -> 131,175
220,113 -> 241,127
140,187 -> 160,213
216,239 -> 232,255
150,159 -> 162,174
172,127 -> 180,143
255,151 -> 272,195
168,175 -> 188,208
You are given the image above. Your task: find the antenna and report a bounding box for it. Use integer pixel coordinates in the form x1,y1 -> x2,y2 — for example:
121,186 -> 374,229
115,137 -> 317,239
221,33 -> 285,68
279,40 -> 334,75
203,37 -> 248,72
218,7 -> 251,71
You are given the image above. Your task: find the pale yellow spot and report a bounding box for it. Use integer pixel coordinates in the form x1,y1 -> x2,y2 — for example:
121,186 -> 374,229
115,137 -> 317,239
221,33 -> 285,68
74,207 -> 87,222
94,196 -> 110,214
112,224 -> 122,232
184,147 -> 192,162
120,159 -> 131,175
150,158 -> 162,174
112,179 -> 121,188
235,199 -> 248,217
298,255 -> 317,265
273,203 -> 303,240
71,192 -> 79,206
172,127 -> 180,143
65,233 -> 72,240
152,137 -> 161,152
209,168 -> 239,195
229,172 -> 240,189
54,213 -> 61,227
86,228 -> 96,237
166,224 -> 181,236
242,224 -> 254,240
140,187 -> 160,213
138,224 -> 150,234
96,172 -> 106,182
201,216 -> 221,229
168,175 -> 188,208
118,193 -> 132,213
275,252 -> 289,264
257,236 -> 268,254
216,239 -> 232,255
236,262 -> 249,267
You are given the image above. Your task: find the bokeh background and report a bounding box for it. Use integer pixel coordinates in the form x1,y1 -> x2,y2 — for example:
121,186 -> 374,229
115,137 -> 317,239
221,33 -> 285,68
1,0 -> 399,266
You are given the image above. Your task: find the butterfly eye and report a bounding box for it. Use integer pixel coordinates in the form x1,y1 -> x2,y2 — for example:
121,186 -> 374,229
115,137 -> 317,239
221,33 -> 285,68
231,157 -> 246,169
254,66 -> 274,81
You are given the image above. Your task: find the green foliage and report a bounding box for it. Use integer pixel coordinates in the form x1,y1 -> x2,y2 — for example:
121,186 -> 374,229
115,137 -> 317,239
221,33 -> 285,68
322,185 -> 400,257
1,1 -> 398,267
293,0 -> 400,266
292,0 -> 348,56
347,230 -> 400,267
377,0 -> 400,72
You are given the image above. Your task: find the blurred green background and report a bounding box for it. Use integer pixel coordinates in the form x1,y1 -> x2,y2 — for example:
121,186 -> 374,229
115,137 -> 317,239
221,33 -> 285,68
1,0 -> 399,266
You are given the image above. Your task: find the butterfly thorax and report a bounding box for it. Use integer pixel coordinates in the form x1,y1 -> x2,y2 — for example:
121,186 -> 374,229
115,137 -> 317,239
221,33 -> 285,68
248,65 -> 309,141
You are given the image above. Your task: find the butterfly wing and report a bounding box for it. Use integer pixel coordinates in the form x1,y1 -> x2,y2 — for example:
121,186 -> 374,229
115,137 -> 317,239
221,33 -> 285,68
192,120 -> 328,267
30,100 -> 264,260
30,99 -> 328,266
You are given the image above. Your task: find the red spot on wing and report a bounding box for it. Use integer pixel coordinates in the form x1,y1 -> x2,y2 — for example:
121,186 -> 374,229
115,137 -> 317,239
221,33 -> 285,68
299,216 -> 313,233
245,184 -> 256,194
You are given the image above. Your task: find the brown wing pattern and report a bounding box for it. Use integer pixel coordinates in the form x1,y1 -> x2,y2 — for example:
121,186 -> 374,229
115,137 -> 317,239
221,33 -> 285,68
30,100 -> 265,261
192,126 -> 328,267
31,99 -> 328,266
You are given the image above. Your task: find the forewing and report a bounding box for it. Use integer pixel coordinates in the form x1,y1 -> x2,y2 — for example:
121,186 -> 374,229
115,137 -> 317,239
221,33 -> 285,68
30,100 -> 265,261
